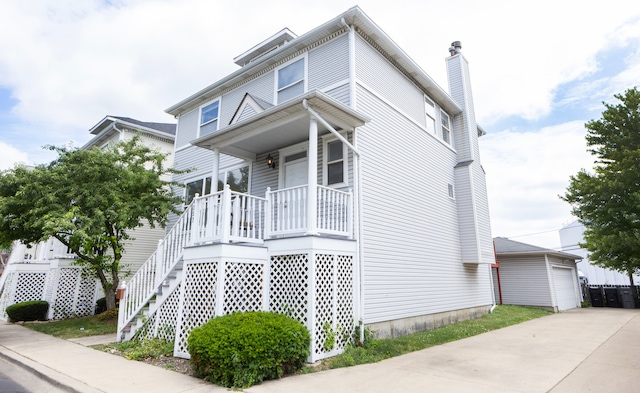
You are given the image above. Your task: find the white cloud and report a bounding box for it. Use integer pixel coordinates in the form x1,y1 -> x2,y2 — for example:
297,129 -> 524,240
0,142 -> 30,170
479,121 -> 595,248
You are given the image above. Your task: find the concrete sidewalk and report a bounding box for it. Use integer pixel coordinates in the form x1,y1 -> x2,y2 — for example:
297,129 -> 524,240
1,308 -> 639,393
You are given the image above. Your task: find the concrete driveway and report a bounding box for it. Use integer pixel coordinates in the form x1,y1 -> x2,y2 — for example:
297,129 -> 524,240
247,307 -> 640,393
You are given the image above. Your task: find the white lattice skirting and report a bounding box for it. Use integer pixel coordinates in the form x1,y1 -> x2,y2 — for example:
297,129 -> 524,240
134,238 -> 356,362
0,260 -> 101,321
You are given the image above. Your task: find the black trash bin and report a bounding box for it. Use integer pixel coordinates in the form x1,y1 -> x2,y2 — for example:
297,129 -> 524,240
604,287 -> 620,307
589,287 -> 604,307
618,287 -> 635,309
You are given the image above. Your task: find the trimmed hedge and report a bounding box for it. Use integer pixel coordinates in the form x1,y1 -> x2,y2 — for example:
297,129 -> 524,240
6,300 -> 49,322
188,311 -> 310,388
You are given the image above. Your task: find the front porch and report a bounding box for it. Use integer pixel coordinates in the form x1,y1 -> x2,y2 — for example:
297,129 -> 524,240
117,91 -> 367,361
190,183 -> 353,245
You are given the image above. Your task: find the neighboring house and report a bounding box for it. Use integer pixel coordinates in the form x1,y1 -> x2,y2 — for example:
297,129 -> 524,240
118,6 -> 496,362
559,220 -> 640,286
493,237 -> 581,312
0,116 -> 176,321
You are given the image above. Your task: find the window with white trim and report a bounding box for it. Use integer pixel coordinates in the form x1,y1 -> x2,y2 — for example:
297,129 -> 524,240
276,57 -> 305,103
184,165 -> 250,205
441,110 -> 451,144
323,136 -> 348,187
199,99 -> 220,137
425,97 -> 436,135
448,183 -> 455,199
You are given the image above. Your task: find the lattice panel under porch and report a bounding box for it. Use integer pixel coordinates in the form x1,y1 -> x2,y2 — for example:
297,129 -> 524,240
335,255 -> 355,349
134,311 -> 157,341
269,254 -> 309,325
43,268 -> 58,305
52,268 -> 79,319
223,261 -> 264,314
0,273 -> 16,320
155,283 -> 181,341
175,262 -> 218,358
76,275 -> 97,317
313,254 -> 335,355
14,272 -> 47,305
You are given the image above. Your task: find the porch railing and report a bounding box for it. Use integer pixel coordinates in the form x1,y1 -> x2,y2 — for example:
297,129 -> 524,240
317,186 -> 352,236
267,185 -> 308,236
118,196 -> 197,336
191,186 -> 267,244
267,185 -> 352,238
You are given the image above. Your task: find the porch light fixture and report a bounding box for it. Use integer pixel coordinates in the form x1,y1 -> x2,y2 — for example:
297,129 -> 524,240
266,154 -> 276,169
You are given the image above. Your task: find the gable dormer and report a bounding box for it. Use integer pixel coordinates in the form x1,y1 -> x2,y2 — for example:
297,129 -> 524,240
233,28 -> 297,67
229,93 -> 273,124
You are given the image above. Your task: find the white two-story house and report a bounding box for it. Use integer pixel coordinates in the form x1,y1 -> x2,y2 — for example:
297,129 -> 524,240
118,6 -> 496,362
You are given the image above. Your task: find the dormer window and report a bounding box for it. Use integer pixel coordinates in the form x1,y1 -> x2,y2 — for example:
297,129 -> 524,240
276,57 -> 305,103
200,99 -> 220,137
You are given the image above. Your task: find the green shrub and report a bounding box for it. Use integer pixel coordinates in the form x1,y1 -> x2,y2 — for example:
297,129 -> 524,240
96,308 -> 119,321
95,296 -> 117,314
6,300 -> 49,322
188,311 -> 310,388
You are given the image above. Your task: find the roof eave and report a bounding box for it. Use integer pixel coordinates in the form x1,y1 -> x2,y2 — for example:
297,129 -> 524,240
165,6 -> 461,117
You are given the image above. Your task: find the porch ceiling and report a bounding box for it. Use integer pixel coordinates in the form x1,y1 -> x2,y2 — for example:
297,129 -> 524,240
190,90 -> 369,160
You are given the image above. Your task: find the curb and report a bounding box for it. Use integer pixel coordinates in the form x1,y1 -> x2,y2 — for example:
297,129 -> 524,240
0,345 -> 103,393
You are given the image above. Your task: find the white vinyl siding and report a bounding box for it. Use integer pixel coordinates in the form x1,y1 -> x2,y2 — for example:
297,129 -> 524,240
356,85 -> 492,324
324,83 -> 350,106
308,33 -> 349,91
120,221 -> 166,274
498,256 -> 554,307
355,34 -> 425,128
175,108 -> 199,148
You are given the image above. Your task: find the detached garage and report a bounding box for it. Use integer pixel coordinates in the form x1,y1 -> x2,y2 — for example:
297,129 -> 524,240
493,237 -> 582,312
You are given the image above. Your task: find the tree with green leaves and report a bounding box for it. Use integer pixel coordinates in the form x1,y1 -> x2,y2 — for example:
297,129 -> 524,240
562,87 -> 640,293
0,136 -> 183,310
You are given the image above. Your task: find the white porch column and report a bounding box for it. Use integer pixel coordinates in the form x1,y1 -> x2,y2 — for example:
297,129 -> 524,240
211,148 -> 220,193
307,116 -> 318,235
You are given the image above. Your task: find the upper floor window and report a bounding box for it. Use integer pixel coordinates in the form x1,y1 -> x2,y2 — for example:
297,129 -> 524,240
323,136 -> 348,187
200,99 -> 220,137
276,57 -> 305,103
441,111 -> 451,144
425,97 -> 436,135
424,95 -> 453,146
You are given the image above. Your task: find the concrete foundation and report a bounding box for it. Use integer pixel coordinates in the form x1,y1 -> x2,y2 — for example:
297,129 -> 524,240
366,305 -> 492,339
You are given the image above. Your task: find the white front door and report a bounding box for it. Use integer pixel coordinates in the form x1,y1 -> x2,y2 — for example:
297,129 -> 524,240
283,151 -> 308,188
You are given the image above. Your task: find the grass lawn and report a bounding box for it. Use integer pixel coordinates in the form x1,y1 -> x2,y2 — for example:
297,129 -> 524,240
317,305 -> 551,370
18,305 -> 550,375
21,314 -> 117,339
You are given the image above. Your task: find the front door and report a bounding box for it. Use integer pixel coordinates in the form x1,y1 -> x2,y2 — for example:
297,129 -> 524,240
277,150 -> 308,232
283,151 -> 308,188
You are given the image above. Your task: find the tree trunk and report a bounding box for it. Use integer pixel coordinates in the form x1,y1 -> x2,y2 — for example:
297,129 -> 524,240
104,286 -> 117,310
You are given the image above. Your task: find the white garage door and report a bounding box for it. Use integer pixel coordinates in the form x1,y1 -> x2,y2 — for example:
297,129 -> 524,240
553,267 -> 578,311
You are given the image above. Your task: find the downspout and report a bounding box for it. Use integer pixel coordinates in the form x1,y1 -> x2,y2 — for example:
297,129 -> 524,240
488,263 -> 497,314
488,242 -> 498,313
112,120 -> 125,141
344,20 -> 366,344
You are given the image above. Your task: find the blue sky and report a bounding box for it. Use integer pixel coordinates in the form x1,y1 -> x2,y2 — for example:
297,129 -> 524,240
1,0 -> 639,249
